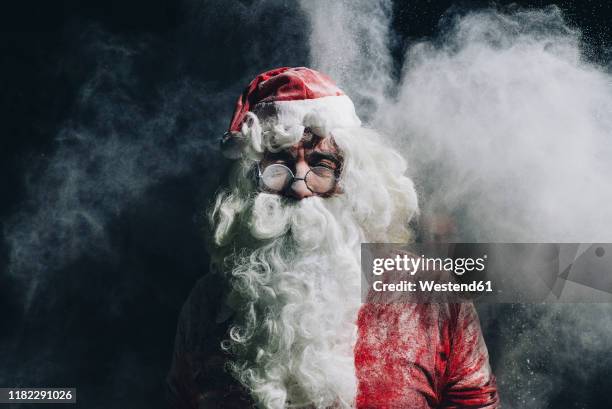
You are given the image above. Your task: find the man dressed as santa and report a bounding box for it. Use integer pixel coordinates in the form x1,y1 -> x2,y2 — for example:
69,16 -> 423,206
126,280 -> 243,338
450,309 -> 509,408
167,67 -> 499,408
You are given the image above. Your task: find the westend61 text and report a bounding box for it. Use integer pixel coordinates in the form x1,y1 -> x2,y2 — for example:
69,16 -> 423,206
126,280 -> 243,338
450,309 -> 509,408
372,280 -> 493,293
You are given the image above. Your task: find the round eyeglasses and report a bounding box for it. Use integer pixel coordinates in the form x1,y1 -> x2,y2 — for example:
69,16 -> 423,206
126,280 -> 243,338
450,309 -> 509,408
257,163 -> 339,195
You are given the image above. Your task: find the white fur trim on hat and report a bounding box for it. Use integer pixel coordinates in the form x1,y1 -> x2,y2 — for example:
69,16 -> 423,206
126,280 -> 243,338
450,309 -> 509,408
251,95 -> 361,136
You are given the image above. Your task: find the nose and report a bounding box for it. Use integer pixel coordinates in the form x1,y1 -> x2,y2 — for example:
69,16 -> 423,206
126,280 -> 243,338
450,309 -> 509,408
287,162 -> 313,200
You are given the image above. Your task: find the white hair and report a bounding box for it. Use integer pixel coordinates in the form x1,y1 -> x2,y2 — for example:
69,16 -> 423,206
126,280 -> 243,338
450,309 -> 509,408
209,115 -> 418,408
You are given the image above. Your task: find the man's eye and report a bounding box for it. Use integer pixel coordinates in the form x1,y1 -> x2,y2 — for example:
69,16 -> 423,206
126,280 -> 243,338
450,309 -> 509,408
314,161 -> 337,169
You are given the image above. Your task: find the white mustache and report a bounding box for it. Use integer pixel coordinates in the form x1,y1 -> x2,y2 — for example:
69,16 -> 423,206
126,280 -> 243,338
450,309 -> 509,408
249,194 -> 339,250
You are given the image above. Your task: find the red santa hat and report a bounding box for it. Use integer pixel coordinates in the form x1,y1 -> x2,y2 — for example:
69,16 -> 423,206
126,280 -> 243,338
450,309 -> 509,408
221,67 -> 361,157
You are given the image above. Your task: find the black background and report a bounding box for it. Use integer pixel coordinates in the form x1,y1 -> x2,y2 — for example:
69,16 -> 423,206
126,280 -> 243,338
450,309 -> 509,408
1,1 -> 611,408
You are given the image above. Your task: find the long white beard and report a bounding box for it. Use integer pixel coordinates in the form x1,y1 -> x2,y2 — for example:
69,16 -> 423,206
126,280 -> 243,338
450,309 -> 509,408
221,193 -> 365,409
211,124 -> 418,408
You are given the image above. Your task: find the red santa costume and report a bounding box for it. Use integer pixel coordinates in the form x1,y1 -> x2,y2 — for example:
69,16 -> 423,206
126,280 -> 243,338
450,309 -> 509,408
167,67 -> 499,408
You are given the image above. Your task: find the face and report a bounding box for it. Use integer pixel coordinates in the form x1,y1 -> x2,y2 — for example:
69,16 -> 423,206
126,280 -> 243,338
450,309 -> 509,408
259,130 -> 344,200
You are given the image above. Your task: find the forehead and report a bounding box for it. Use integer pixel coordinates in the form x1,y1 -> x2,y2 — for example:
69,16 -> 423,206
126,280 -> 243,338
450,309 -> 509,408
271,133 -> 339,156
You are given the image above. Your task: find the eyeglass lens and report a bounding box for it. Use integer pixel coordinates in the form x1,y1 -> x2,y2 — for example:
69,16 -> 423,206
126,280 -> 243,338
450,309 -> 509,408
260,164 -> 336,194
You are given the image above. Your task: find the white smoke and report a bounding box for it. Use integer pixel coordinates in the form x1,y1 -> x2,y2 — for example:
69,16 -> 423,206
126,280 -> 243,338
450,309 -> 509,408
381,7 -> 612,243
300,0 -> 394,121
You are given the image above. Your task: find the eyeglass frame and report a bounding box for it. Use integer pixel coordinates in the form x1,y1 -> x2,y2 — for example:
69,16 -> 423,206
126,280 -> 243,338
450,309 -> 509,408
255,162 -> 341,196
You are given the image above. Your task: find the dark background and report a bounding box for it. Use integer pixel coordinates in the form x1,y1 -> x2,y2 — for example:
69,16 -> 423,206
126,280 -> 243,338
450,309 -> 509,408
1,1 -> 611,408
